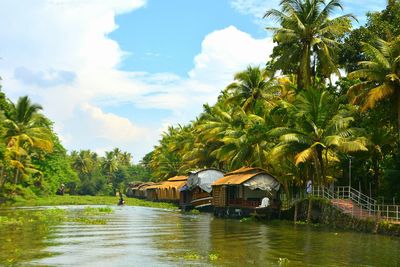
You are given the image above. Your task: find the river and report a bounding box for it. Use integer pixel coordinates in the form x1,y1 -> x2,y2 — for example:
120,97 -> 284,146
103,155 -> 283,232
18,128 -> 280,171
0,205 -> 399,266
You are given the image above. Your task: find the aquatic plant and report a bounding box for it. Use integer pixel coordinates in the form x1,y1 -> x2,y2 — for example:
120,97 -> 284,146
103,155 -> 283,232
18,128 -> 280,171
183,251 -> 201,260
208,253 -> 219,261
278,257 -> 290,266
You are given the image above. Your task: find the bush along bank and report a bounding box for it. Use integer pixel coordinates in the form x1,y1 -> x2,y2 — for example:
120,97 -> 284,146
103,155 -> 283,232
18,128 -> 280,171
283,198 -> 400,237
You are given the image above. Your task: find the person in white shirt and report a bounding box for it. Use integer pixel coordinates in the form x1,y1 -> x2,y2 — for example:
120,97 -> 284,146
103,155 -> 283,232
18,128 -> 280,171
259,196 -> 270,208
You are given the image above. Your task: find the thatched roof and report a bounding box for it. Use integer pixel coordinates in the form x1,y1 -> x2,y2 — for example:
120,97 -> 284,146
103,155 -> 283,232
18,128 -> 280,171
212,167 -> 280,191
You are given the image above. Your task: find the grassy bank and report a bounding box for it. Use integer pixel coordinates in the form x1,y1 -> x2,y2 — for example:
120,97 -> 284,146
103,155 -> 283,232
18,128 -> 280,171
5,195 -> 177,210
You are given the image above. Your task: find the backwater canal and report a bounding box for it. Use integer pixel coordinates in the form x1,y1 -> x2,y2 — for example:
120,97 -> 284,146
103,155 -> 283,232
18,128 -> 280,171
0,205 -> 399,266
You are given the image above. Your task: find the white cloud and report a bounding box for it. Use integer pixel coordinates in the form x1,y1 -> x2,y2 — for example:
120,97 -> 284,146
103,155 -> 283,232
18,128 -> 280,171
81,103 -> 150,142
230,0 -> 386,26
0,1 -> 275,160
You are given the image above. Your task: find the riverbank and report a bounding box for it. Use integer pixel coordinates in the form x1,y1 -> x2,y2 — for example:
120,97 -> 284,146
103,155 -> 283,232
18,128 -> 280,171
2,195 -> 177,209
284,198 -> 400,237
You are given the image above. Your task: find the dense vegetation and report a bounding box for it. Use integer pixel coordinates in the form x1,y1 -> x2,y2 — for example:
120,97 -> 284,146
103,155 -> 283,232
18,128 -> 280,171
0,88 -> 150,201
1,0 -> 399,204
147,0 -> 400,203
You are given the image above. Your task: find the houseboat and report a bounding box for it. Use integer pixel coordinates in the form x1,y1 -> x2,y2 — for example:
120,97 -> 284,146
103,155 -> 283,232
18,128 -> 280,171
180,168 -> 225,211
156,175 -> 188,203
212,167 -> 281,218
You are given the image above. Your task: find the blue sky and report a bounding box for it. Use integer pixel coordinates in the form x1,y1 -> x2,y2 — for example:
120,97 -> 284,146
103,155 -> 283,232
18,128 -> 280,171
0,0 -> 387,161
109,0 -> 266,76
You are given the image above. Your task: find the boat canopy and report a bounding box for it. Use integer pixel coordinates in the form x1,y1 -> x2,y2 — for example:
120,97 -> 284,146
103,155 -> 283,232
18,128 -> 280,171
186,169 -> 225,193
212,167 -> 280,192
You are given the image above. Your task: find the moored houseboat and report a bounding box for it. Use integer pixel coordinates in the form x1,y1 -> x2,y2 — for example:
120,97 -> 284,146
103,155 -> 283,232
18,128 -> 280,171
212,167 -> 281,218
180,168 -> 225,211
156,175 -> 188,203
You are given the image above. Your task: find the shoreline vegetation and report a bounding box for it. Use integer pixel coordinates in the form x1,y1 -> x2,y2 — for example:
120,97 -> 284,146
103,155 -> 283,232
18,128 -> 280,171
3,195 -> 177,209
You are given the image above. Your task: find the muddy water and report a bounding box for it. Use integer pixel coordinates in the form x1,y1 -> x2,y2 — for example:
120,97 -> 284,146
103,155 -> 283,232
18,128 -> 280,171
0,206 -> 399,266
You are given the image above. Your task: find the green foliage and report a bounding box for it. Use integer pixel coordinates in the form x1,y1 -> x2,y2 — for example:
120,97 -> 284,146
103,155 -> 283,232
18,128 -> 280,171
32,135 -> 79,195
265,0 -> 354,89
340,0 -> 400,72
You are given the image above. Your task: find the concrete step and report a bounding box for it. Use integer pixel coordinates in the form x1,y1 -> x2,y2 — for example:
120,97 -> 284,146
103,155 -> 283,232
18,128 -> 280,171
330,199 -> 375,220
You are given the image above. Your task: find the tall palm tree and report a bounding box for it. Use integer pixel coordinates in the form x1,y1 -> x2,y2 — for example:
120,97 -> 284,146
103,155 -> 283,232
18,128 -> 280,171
264,0 -> 355,89
349,37 -> 400,134
225,66 -> 279,112
269,88 -> 368,184
102,151 -> 119,184
3,96 -> 53,183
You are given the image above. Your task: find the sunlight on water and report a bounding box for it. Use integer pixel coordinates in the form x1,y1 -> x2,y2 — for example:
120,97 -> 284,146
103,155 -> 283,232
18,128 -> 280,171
1,206 -> 400,266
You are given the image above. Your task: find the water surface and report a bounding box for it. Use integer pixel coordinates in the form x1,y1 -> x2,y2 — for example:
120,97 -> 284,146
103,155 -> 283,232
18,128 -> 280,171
0,206 -> 399,266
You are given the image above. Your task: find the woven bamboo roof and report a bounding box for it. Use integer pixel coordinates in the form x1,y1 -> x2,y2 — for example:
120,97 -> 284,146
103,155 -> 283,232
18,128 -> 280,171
224,166 -> 266,176
167,175 -> 188,181
212,172 -> 261,186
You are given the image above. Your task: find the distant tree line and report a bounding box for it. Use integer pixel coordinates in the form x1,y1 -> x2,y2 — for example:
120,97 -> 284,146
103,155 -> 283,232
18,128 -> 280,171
0,88 -> 152,200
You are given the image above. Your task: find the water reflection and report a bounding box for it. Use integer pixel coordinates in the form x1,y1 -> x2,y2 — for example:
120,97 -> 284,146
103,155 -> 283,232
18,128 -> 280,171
0,206 -> 400,266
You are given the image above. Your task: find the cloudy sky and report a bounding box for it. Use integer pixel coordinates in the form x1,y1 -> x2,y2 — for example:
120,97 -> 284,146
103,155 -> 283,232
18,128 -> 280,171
0,0 -> 386,162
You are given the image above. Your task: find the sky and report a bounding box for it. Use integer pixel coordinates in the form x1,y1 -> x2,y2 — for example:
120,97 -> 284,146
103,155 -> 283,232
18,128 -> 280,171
0,0 -> 387,162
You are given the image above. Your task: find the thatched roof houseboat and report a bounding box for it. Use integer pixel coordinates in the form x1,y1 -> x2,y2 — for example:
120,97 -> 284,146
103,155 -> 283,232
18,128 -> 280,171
155,176 -> 188,203
180,168 -> 225,211
212,167 -> 281,217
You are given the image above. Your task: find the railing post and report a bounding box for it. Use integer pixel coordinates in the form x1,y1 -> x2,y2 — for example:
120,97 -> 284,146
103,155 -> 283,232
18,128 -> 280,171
396,206 -> 398,222
387,205 -> 389,221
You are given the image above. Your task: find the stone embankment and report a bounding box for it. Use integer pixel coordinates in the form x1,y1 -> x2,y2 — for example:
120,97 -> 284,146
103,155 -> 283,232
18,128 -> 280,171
284,198 -> 400,237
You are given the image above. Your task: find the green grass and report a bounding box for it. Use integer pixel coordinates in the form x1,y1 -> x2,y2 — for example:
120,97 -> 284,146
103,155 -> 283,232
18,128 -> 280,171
6,195 -> 177,210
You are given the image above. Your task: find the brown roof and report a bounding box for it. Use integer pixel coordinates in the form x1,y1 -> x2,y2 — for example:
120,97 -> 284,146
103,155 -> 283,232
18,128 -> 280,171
158,180 -> 187,190
137,182 -> 155,190
212,172 -> 261,186
225,167 -> 266,176
145,183 -> 164,190
167,175 -> 188,181
144,180 -> 187,190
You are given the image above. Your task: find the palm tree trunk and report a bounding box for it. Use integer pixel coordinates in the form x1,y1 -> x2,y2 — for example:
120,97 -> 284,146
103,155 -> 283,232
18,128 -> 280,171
299,42 -> 312,90
307,197 -> 312,223
0,165 -> 4,188
14,168 -> 20,184
397,90 -> 400,140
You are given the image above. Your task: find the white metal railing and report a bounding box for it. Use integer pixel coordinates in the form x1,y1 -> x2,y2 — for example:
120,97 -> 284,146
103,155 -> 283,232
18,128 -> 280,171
311,186 -> 400,223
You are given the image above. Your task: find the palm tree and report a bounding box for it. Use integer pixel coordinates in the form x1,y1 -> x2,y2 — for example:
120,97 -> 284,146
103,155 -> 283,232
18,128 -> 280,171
348,37 -> 400,134
149,126 -> 182,180
269,88 -> 368,184
225,66 -> 279,112
264,0 -> 355,89
102,151 -> 119,184
120,152 -> 132,166
71,150 -> 94,176
209,108 -> 273,170
3,96 -> 53,184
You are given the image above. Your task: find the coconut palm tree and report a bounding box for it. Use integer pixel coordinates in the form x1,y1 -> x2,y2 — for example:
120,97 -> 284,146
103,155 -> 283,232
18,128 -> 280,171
349,37 -> 400,134
264,0 -> 355,89
120,152 -> 132,166
102,151 -> 119,184
71,150 -> 95,176
149,126 -> 183,180
225,66 -> 279,112
269,88 -> 368,184
3,96 -> 53,184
